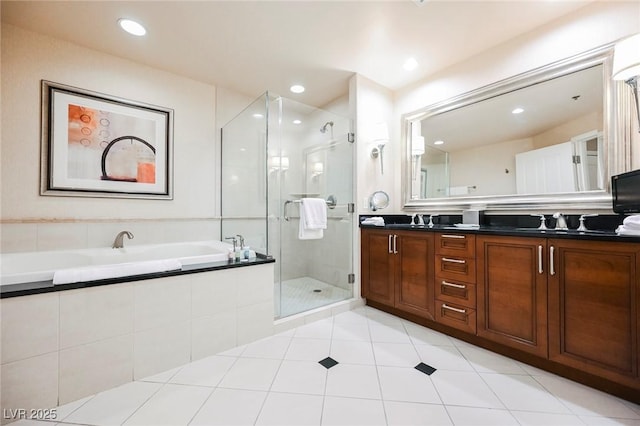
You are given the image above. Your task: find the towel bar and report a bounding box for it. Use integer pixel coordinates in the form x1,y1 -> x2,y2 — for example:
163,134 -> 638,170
284,196 -> 337,221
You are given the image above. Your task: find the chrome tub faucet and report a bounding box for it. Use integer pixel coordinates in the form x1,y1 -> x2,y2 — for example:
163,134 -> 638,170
113,231 -> 134,249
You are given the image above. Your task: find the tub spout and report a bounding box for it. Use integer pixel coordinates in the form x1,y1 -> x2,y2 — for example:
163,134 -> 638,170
113,231 -> 134,249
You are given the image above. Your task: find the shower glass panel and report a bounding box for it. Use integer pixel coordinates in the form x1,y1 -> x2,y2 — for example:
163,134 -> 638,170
220,94 -> 268,256
221,92 -> 354,320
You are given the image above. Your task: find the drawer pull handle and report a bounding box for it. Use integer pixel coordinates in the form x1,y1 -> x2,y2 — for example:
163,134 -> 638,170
441,234 -> 465,239
442,280 -> 466,289
538,245 -> 543,274
442,303 -> 467,314
393,234 -> 398,254
442,257 -> 466,264
550,245 -> 555,276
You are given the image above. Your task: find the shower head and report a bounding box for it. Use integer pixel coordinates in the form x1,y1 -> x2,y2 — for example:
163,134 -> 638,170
320,121 -> 334,133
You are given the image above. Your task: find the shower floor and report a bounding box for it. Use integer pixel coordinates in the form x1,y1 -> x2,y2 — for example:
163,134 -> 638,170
278,277 -> 351,318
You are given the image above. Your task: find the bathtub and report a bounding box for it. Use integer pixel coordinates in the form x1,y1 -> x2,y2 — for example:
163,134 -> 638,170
1,240 -> 232,286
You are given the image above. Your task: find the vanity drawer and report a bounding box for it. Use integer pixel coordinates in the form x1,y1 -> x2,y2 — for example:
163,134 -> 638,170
436,233 -> 476,257
435,277 -> 476,308
435,299 -> 476,334
435,255 -> 476,284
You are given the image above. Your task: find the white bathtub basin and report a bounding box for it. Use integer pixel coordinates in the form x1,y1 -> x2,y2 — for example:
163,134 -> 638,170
1,240 -> 232,286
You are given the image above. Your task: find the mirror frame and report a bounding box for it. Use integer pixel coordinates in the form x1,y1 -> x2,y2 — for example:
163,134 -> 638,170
401,44 -> 618,212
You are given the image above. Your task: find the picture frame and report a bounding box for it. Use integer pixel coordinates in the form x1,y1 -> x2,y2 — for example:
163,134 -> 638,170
40,80 -> 174,199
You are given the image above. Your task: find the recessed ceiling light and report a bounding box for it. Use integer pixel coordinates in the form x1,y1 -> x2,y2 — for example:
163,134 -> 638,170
403,57 -> 418,71
118,18 -> 146,36
512,107 -> 524,114
252,113 -> 263,118
290,85 -> 305,94
434,140 -> 444,145
292,119 -> 302,124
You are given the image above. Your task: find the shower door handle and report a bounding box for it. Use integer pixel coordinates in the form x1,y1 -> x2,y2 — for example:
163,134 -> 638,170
283,200 -> 292,221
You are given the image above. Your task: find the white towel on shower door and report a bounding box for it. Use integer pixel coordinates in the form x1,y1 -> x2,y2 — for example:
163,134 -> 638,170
299,198 -> 327,240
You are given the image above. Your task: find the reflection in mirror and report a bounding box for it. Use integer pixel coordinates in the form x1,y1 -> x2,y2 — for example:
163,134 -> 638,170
403,46 -> 616,210
411,144 -> 449,199
413,64 -> 604,198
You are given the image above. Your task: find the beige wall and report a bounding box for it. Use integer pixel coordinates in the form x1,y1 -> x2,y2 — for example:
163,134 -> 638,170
1,24 -> 219,251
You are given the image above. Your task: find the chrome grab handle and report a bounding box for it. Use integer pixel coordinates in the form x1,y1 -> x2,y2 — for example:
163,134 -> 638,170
442,280 -> 466,289
538,245 -> 543,274
442,257 -> 466,264
393,235 -> 398,254
442,304 -> 467,314
550,246 -> 555,276
388,235 -> 393,254
441,234 -> 465,239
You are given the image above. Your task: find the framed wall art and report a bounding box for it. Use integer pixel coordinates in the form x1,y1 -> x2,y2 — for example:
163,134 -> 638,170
40,80 -> 174,199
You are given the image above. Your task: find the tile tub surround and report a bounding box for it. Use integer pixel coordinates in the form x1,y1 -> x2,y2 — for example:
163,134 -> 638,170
6,306 -> 640,426
0,263 -> 274,424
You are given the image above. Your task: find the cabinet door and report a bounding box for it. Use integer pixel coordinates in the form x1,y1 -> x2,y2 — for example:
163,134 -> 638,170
548,239 -> 640,383
361,229 -> 395,305
477,235 -> 548,357
395,231 -> 435,320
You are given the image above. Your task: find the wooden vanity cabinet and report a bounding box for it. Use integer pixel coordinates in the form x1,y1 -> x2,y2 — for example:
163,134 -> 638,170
361,228 -> 435,319
548,239 -> 640,386
476,235 -> 548,357
361,227 -> 640,401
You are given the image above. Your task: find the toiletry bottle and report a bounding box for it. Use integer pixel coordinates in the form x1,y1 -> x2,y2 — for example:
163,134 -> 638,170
242,246 -> 250,260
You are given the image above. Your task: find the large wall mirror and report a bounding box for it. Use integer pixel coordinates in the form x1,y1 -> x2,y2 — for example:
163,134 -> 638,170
402,45 -> 621,212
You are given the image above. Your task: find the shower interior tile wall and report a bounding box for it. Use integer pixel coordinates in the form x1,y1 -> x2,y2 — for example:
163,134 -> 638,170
0,219 -> 220,253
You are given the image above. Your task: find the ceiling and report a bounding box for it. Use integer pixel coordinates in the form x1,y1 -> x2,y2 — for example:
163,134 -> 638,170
2,0 -> 597,108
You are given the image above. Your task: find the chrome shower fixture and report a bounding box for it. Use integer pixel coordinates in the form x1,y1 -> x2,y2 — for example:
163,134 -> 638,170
320,121 -> 334,133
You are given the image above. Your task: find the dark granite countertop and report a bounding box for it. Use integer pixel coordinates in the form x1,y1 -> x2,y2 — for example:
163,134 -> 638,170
1,256 -> 275,299
359,214 -> 640,243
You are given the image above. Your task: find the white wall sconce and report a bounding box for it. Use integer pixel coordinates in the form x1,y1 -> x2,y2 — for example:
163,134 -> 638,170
613,33 -> 640,132
371,122 -> 389,174
269,156 -> 289,173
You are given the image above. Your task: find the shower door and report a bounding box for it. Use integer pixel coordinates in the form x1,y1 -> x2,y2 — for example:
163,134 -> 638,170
275,107 -> 354,319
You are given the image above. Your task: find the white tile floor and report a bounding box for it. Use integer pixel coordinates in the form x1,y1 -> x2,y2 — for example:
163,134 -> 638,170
14,306 -> 640,426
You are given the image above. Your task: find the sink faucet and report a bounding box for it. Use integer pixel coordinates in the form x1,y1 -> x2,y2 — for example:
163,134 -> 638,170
112,231 -> 134,249
553,213 -> 568,230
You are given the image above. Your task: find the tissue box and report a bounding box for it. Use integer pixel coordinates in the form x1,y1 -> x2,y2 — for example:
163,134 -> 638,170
463,209 -> 484,225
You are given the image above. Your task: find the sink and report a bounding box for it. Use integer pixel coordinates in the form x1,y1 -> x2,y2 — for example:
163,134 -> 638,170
385,223 -> 423,229
514,228 -> 611,235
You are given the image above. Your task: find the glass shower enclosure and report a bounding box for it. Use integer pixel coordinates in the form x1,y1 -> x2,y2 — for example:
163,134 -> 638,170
221,92 -> 354,319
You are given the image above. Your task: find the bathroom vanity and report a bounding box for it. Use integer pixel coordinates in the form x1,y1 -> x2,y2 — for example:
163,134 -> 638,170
361,223 -> 640,403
